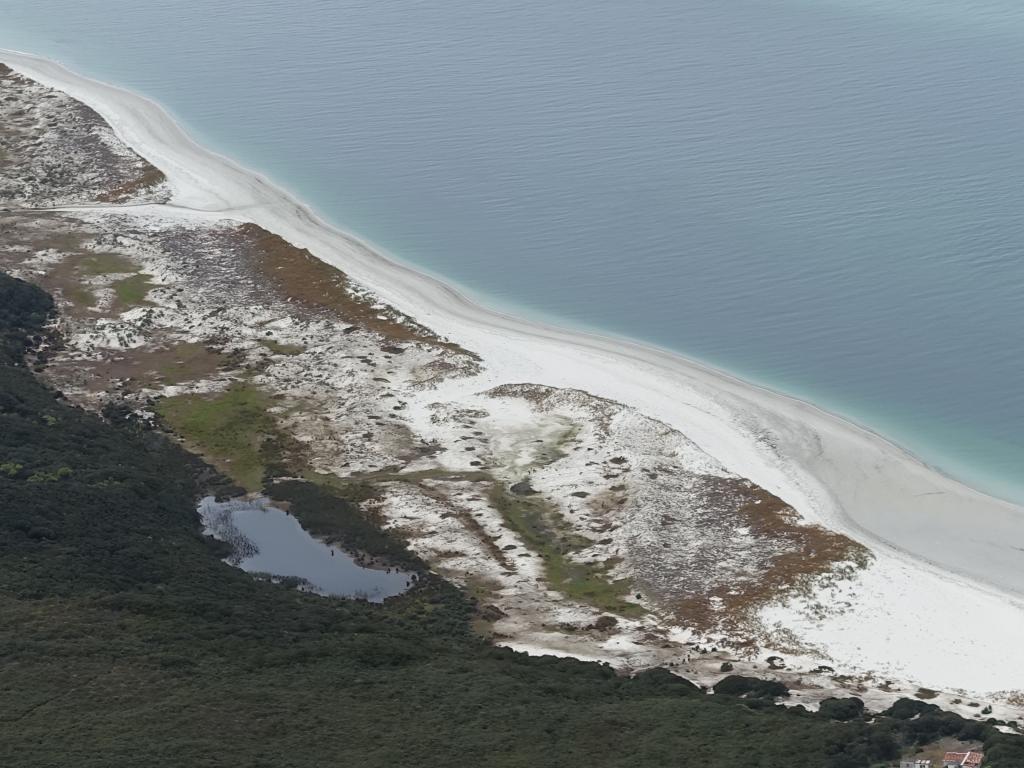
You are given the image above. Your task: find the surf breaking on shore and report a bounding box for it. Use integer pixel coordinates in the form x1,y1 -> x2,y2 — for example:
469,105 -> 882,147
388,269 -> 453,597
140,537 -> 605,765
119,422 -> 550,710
2,49 -> 1023,712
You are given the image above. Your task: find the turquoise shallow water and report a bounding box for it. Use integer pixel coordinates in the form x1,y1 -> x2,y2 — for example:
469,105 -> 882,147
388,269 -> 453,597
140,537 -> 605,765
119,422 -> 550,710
2,0 -> 1022,502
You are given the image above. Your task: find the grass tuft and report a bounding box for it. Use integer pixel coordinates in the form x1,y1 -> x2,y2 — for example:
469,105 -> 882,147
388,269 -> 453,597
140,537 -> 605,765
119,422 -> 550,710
155,383 -> 275,491
112,273 -> 155,307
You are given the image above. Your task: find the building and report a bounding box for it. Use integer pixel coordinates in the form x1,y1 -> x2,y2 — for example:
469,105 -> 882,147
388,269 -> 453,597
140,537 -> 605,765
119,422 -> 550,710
900,760 -> 932,768
942,751 -> 984,768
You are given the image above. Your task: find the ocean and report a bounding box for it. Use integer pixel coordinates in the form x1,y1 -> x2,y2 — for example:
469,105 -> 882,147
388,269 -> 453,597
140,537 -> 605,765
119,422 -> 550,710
2,0 -> 1022,502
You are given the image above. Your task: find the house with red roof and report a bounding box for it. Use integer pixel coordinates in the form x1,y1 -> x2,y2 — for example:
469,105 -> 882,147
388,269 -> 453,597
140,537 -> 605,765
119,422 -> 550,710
942,751 -> 983,768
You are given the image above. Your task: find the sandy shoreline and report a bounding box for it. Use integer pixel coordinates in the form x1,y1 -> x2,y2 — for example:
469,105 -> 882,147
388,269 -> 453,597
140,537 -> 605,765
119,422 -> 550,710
4,47 -> 1024,696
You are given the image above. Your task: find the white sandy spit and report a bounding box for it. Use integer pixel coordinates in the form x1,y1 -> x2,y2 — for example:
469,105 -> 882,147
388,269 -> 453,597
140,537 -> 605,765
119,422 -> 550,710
5,48 -> 1024,698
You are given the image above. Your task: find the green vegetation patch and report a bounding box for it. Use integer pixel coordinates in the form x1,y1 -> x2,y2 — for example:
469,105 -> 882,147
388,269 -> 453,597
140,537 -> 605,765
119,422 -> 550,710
78,253 -> 138,275
112,273 -> 155,307
156,383 -> 275,491
150,342 -> 226,386
44,253 -> 139,312
538,423 -> 578,466
488,482 -> 641,616
61,284 -> 96,309
304,469 -> 382,504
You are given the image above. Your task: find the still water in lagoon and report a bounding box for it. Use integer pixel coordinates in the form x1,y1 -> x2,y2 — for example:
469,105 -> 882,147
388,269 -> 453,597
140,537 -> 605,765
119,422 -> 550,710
198,496 -> 411,602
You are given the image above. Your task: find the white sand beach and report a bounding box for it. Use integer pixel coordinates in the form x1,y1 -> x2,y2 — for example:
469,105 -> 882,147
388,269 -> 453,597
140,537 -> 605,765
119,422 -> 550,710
4,48 -> 1024,699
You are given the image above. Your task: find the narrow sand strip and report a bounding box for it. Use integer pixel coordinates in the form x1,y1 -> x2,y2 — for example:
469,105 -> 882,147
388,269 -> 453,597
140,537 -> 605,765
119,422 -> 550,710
5,48 -> 1024,695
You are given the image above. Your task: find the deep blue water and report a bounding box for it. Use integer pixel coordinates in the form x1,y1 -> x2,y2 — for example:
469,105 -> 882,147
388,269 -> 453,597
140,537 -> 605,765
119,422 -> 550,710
3,0 -> 1023,501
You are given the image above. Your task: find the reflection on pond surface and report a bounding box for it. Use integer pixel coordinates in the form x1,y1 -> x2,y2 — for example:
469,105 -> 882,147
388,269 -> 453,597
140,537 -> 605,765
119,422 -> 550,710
198,496 -> 412,602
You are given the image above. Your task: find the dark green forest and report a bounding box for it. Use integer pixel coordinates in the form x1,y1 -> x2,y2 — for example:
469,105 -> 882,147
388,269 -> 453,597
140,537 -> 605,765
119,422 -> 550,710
1,271 -> 1022,767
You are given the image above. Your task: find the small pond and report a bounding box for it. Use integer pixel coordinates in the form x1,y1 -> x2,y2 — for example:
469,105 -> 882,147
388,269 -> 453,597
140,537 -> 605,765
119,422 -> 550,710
198,496 -> 412,602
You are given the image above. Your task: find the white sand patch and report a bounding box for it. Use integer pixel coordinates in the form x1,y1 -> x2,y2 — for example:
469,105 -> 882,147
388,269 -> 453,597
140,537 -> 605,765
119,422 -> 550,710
761,548 -> 1024,695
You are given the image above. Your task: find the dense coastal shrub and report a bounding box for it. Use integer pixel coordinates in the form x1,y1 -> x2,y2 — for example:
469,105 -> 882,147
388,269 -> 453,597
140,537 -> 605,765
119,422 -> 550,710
818,697 -> 866,721
627,666 -> 703,696
986,732 -> 1024,766
1,270 -> 1023,767
885,697 -> 940,720
713,674 -> 791,699
0,272 -> 52,365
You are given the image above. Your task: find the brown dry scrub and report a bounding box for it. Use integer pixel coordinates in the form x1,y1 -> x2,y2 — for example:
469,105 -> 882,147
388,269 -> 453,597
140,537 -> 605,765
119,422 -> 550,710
662,479 -> 869,638
234,223 -> 477,358
44,342 -> 229,395
0,212 -> 154,318
0,213 -> 106,317
0,65 -> 15,167
0,67 -> 168,207
0,213 -> 88,263
95,167 -> 166,204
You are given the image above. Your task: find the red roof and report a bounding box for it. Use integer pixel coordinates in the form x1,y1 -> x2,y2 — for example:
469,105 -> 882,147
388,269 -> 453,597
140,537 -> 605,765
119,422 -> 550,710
943,751 -> 983,767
